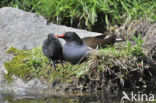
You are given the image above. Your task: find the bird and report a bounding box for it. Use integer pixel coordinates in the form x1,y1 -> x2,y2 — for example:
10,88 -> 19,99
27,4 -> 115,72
55,32 -> 90,64
87,33 -> 107,39
42,33 -> 63,68
82,34 -> 116,49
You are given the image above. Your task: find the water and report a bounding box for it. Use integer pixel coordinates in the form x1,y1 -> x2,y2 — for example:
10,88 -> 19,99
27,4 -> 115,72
1,90 -> 156,103
0,91 -> 122,103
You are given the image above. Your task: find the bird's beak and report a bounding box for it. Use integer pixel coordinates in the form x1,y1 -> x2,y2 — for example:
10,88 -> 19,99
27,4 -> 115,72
57,34 -> 65,38
53,34 -> 58,38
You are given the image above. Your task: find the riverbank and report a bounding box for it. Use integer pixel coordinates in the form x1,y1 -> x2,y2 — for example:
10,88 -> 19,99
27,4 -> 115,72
0,7 -> 156,98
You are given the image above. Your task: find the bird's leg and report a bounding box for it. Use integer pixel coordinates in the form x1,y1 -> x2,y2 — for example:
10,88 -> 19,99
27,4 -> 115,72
59,60 -> 64,68
51,59 -> 56,69
48,59 -> 51,65
95,45 -> 99,50
48,59 -> 56,69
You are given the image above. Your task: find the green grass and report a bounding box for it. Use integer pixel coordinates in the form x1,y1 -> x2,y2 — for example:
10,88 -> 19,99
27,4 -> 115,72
1,0 -> 156,30
124,34 -> 145,57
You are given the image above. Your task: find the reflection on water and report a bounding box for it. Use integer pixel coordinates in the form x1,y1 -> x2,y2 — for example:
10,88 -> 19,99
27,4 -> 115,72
0,90 -> 156,103
0,91 -> 122,103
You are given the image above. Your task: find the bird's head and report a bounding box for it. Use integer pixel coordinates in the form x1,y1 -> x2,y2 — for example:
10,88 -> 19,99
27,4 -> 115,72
47,33 -> 58,40
55,32 -> 82,44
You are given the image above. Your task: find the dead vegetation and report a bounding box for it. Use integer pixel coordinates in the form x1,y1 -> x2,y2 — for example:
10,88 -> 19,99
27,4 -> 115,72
63,51 -> 155,93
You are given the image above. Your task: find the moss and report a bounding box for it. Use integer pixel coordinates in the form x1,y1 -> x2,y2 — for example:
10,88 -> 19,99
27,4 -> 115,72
4,46 -> 49,82
7,46 -> 20,54
5,47 -> 28,82
4,46 -> 87,83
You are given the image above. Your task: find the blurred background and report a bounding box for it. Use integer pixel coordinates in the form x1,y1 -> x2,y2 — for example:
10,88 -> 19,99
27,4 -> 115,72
1,0 -> 156,33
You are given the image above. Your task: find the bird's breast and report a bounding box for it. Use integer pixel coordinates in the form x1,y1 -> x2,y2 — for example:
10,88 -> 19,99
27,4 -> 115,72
63,44 -> 89,63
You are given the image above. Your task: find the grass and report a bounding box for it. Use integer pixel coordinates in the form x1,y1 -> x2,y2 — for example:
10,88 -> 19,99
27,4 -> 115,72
124,34 -> 145,57
1,0 -> 156,31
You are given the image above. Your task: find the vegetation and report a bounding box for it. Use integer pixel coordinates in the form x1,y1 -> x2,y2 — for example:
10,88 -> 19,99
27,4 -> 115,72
4,46 -> 48,82
125,34 -> 145,57
4,34 -> 146,84
4,46 -> 87,82
1,0 -> 156,31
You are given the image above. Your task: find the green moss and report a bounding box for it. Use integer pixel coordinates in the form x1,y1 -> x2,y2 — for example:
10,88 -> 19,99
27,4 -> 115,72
5,46 -> 49,82
4,46 -> 87,83
7,47 -> 19,54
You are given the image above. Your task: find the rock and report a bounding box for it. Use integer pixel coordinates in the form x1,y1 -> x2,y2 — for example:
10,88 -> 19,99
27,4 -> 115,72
143,23 -> 156,48
0,7 -> 103,95
146,46 -> 156,76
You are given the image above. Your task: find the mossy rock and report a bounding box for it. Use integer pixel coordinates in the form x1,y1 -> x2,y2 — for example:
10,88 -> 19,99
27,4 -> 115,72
4,46 -> 87,83
4,47 -> 49,82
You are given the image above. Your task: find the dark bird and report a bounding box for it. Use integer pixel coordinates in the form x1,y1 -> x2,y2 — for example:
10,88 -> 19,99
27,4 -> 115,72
82,34 -> 116,49
56,32 -> 89,64
42,33 -> 63,68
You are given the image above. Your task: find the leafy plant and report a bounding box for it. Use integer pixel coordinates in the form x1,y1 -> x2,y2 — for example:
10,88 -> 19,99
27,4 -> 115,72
1,0 -> 156,31
130,34 -> 145,57
125,37 -> 132,54
124,34 -> 145,57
